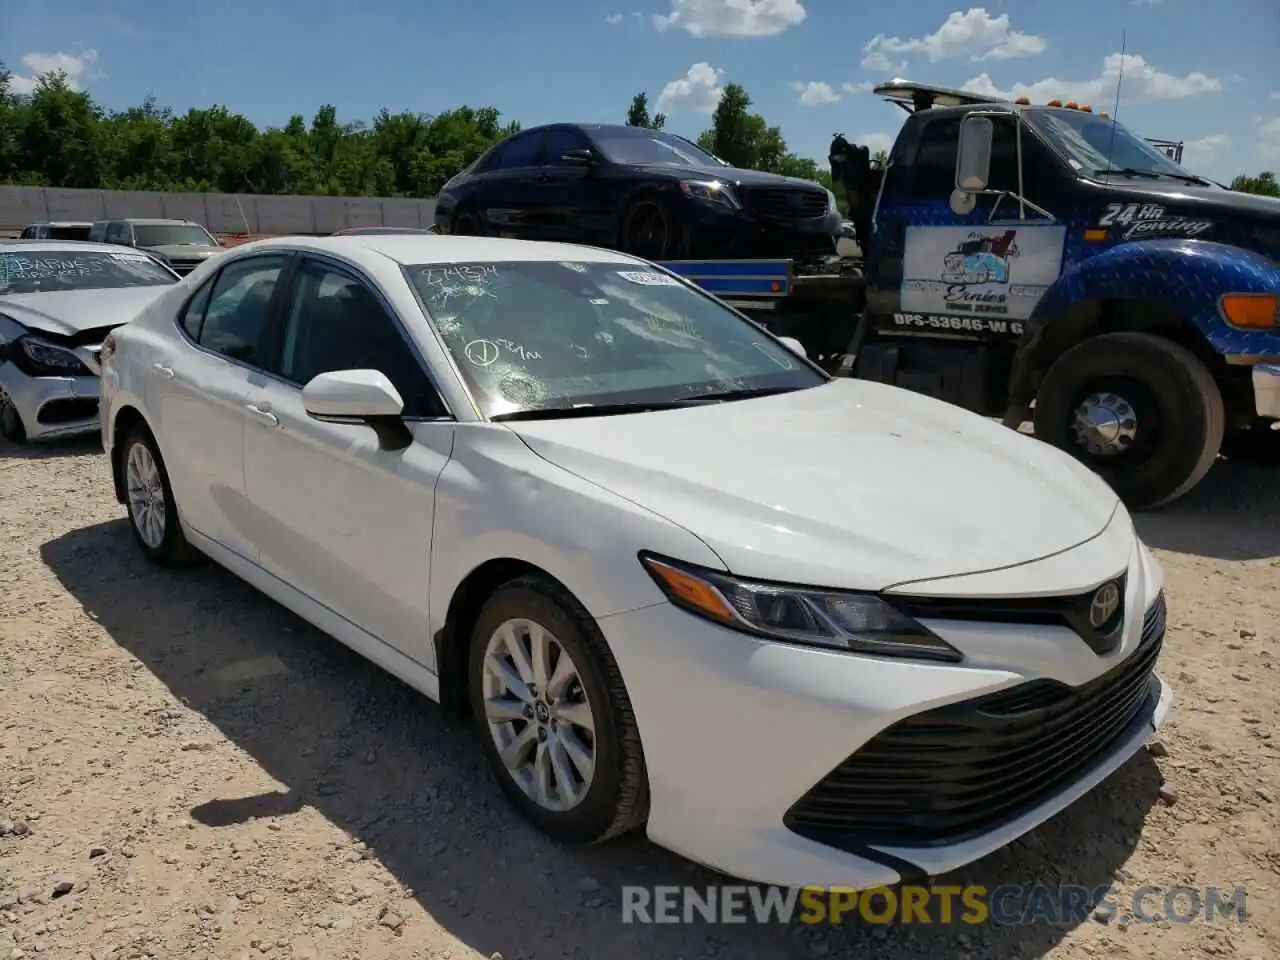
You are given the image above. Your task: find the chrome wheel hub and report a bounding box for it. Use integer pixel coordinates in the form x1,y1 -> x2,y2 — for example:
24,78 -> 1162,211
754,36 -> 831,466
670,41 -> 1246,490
1073,392 -> 1137,457
481,617 -> 597,812
125,442 -> 166,548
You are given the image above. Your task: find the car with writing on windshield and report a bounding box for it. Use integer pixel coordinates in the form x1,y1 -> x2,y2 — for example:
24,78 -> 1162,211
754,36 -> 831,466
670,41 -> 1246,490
433,123 -> 844,263
89,218 -> 224,276
0,241 -> 180,443
99,233 -> 1170,890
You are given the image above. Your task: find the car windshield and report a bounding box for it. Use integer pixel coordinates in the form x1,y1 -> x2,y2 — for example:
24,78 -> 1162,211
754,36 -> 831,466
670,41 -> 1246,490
404,260 -> 824,418
0,250 -> 177,295
133,224 -> 216,246
592,130 -> 726,167
1025,109 -> 1208,182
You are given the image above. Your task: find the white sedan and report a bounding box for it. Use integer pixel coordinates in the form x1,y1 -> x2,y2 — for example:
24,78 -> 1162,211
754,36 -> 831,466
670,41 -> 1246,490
99,234 -> 1171,889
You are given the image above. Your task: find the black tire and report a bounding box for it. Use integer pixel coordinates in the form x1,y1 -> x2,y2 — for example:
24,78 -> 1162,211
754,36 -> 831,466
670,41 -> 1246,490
467,575 -> 648,844
1033,332 -> 1224,510
1220,419 -> 1280,464
0,393 -> 27,444
452,210 -> 482,236
619,196 -> 675,260
120,423 -> 204,566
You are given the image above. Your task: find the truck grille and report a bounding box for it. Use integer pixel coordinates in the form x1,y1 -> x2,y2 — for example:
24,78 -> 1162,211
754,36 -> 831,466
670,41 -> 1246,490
784,592 -> 1166,848
165,259 -> 202,276
741,187 -> 829,220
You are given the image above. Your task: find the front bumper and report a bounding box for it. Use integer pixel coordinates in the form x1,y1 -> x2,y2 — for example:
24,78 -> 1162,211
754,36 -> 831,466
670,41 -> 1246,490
679,202 -> 841,260
601,529 -> 1169,889
0,363 -> 102,441
1252,364 -> 1280,420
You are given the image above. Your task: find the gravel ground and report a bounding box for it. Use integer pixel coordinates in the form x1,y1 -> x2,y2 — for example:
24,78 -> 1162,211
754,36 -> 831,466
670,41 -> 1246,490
0,436 -> 1276,960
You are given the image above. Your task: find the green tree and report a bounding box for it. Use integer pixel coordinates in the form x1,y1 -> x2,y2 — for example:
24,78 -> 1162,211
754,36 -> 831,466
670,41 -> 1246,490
1230,171 -> 1279,197
625,92 -> 666,130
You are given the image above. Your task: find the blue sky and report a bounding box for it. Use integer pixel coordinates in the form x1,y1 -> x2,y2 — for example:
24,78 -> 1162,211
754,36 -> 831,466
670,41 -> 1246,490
2,0 -> 1278,185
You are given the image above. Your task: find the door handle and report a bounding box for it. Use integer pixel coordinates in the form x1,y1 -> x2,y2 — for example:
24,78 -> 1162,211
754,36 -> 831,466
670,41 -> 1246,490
152,363 -> 175,379
244,402 -> 280,427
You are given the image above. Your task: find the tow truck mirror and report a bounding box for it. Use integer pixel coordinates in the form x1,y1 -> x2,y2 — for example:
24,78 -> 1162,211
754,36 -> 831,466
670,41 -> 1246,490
956,116 -> 994,191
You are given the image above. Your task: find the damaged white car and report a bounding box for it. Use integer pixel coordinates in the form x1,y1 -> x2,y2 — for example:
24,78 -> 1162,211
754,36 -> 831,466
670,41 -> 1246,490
0,241 -> 180,443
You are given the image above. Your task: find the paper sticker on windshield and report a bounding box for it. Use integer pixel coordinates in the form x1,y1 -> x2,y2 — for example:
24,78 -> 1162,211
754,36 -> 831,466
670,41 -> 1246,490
590,298 -> 609,305
109,252 -> 153,263
616,270 -> 679,287
559,262 -> 588,273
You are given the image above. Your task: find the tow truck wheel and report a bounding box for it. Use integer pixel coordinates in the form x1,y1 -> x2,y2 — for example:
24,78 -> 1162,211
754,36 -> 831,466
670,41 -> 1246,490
1033,331 -> 1224,510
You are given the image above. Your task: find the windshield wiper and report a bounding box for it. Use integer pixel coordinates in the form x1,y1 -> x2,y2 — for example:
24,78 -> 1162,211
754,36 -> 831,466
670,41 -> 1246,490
491,400 -> 715,421
1098,167 -> 1212,186
491,386 -> 804,422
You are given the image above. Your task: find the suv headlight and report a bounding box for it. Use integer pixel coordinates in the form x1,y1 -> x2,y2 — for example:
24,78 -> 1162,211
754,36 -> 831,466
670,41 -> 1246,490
640,553 -> 962,662
679,179 -> 740,209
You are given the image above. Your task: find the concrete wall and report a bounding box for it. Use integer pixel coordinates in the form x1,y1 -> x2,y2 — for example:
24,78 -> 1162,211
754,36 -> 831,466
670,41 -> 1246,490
0,185 -> 438,235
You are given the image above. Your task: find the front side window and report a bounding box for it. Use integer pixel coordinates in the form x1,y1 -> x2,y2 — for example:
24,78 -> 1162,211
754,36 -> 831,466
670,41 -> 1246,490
404,260 -> 825,419
0,250 -> 178,295
195,255 -> 289,365
591,129 -> 725,167
910,118 -> 962,198
494,133 -> 546,170
276,259 -> 444,418
133,223 -> 217,247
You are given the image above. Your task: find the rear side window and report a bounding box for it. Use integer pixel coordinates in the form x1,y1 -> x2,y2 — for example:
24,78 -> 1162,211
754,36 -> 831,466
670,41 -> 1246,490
190,255 -> 290,366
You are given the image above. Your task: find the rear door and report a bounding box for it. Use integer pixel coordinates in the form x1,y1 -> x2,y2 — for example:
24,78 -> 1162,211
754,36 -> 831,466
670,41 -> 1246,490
150,252 -> 294,562
479,130 -> 550,239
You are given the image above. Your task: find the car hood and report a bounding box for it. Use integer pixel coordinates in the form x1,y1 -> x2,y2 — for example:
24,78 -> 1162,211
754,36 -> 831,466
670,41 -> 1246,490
0,286 -> 174,337
508,379 -> 1121,590
631,162 -> 830,192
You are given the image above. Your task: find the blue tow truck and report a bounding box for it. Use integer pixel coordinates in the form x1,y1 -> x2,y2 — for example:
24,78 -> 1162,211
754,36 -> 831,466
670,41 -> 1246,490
657,81 -> 1280,511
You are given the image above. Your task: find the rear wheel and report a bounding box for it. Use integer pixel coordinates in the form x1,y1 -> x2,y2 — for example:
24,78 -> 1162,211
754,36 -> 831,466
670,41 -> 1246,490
121,424 -> 204,566
1033,332 -> 1223,510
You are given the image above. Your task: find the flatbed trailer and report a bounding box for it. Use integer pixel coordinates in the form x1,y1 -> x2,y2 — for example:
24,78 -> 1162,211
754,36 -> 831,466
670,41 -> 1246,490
658,257 -> 867,372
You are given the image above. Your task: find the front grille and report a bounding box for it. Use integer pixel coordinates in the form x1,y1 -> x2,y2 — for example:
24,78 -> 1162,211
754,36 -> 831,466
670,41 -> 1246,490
166,260 -> 201,276
741,187 -> 829,220
784,592 -> 1166,849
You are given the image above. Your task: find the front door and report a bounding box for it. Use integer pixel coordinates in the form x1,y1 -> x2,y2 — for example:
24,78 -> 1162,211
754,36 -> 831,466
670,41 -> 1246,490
241,255 -> 454,666
480,130 -> 550,239
532,128 -> 602,243
872,114 -> 1066,343
151,252 -> 293,561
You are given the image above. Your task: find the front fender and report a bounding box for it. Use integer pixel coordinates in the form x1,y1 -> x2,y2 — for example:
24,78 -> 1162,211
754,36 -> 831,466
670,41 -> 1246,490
1006,238 -> 1280,411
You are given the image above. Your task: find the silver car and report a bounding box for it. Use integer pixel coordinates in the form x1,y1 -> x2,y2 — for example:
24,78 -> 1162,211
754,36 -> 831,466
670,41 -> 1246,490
0,241 -> 181,443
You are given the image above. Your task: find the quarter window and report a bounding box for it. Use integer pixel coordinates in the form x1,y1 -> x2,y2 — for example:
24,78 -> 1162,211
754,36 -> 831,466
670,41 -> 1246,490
196,255 -> 289,366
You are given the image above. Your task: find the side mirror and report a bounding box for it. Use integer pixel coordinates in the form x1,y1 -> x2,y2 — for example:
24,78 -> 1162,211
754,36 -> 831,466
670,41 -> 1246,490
777,336 -> 807,358
561,148 -> 598,166
956,116 -> 993,191
302,369 -> 411,450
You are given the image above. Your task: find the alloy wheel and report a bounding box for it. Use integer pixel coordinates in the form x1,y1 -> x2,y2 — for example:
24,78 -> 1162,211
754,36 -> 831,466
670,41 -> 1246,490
125,441 -> 167,549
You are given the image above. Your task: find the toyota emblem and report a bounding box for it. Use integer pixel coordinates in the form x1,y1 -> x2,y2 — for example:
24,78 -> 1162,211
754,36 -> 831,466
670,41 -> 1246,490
1089,581 -> 1121,629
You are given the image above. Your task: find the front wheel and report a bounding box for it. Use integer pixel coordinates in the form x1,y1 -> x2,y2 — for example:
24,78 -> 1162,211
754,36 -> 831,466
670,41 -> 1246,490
0,386 -> 27,444
1032,332 -> 1224,510
468,576 -> 648,844
619,197 -> 675,260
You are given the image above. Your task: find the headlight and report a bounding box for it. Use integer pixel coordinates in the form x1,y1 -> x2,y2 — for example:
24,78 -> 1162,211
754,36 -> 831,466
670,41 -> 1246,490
12,336 -> 93,377
826,188 -> 840,214
639,553 -> 962,662
679,179 -> 740,209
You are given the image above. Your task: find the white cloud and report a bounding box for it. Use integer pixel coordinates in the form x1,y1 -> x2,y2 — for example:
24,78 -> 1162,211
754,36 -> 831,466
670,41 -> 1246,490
792,81 -> 840,106
7,49 -> 100,95
861,51 -> 908,74
961,52 -> 1221,105
1182,134 -> 1230,171
606,13 -> 623,23
653,0 -> 806,38
842,81 -> 874,94
656,62 -> 726,114
862,8 -> 1045,71
1269,90 -> 1280,100
1257,117 -> 1280,160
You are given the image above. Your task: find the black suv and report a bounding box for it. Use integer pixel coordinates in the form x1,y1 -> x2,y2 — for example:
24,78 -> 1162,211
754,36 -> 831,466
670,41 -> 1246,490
434,123 -> 843,261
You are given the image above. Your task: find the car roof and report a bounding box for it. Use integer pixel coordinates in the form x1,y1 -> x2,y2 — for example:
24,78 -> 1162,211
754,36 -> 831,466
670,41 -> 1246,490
28,221 -> 93,227
1,240 -> 156,255
108,218 -> 197,225
235,234 -> 646,267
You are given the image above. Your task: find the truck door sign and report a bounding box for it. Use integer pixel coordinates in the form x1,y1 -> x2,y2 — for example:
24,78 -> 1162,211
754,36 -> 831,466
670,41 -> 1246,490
901,224 -> 1067,324
1096,202 -> 1212,240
